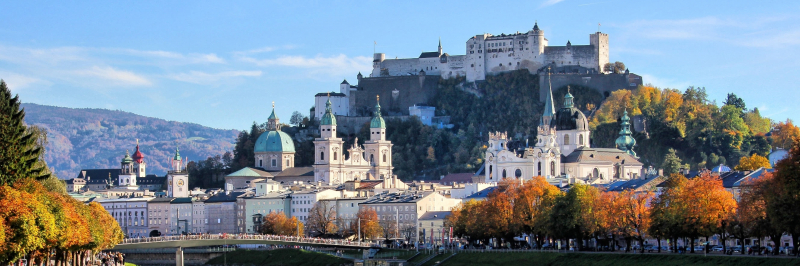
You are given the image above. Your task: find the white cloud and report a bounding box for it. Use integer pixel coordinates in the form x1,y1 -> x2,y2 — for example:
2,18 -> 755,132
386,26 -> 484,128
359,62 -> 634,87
239,54 -> 371,76
170,70 -> 262,84
540,0 -> 566,8
109,48 -> 226,64
0,72 -> 44,92
75,66 -> 152,86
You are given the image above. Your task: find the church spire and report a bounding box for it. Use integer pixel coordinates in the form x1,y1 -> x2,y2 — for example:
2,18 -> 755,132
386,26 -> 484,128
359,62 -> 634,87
437,37 -> 443,55
370,95 -> 386,129
564,85 -> 574,109
320,93 -> 337,126
541,68 -> 556,126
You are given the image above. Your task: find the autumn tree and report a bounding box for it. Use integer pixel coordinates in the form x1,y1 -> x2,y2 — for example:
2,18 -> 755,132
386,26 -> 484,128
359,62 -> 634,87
306,201 -> 337,236
766,136 -> 800,254
650,174 -> 688,252
549,184 -> 599,250
734,153 -> 771,171
482,180 -> 518,244
0,80 -> 49,186
351,208 -> 381,241
512,177 -> 562,248
0,186 -> 56,263
614,190 -> 653,252
772,119 -> 800,150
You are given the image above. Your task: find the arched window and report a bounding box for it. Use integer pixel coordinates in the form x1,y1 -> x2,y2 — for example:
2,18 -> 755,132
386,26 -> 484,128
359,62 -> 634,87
593,168 -> 599,178
320,152 -> 325,161
286,159 -> 290,167
550,161 -> 556,176
370,154 -> 374,164
383,154 -> 387,162
334,152 -> 338,160
259,159 -> 263,167
515,169 -> 522,178
502,169 -> 507,178
537,162 -> 542,176
564,134 -> 570,145
579,134 -> 585,146
271,159 -> 277,167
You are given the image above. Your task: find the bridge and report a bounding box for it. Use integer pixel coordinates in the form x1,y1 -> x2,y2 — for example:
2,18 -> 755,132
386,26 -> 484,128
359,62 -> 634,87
112,234 -> 374,250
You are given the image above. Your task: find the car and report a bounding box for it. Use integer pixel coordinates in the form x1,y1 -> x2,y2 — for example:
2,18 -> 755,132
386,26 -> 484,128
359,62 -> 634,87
711,245 -> 723,252
693,246 -> 705,252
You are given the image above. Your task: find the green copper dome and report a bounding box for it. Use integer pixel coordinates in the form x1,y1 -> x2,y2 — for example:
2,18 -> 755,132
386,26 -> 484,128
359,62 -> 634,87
615,109 -> 637,157
370,97 -> 386,129
121,150 -> 133,164
255,130 -> 296,153
320,98 -> 337,126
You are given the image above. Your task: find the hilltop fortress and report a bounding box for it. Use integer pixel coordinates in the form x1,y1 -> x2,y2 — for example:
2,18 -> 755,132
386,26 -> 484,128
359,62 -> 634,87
371,22 -> 609,82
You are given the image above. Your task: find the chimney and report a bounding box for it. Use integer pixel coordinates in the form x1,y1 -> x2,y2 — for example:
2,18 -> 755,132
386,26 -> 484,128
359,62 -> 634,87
658,169 -> 664,176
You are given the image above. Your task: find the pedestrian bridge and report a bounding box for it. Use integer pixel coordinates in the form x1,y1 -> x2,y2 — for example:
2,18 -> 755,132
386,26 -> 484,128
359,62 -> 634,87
112,234 -> 374,250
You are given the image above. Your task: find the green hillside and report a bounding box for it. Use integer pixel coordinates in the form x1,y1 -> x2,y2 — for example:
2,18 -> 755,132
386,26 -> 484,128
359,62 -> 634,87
21,103 -> 238,179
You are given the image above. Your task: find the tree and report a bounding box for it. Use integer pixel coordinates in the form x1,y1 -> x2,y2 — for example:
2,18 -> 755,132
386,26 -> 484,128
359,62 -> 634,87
743,108 -> 771,135
0,80 -> 49,186
616,190 -> 654,252
290,111 -> 306,127
512,177 -> 562,249
661,148 -> 684,175
734,153 -> 771,171
723,93 -> 746,113
261,212 -> 286,235
766,136 -> 800,255
306,201 -> 337,236
772,119 -> 800,150
351,208 -> 381,241
0,186 -> 56,263
614,61 -> 626,74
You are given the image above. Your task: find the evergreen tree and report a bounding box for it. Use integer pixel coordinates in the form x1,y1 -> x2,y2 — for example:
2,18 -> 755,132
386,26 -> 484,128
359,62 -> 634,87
0,80 -> 48,185
661,148 -> 683,175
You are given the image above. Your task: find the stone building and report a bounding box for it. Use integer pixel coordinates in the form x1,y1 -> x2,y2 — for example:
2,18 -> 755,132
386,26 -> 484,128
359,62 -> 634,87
98,197 -> 152,238
371,22 -> 609,82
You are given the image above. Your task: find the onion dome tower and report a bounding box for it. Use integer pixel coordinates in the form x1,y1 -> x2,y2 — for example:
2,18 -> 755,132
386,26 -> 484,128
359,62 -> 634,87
615,109 -> 637,158
131,139 -> 146,178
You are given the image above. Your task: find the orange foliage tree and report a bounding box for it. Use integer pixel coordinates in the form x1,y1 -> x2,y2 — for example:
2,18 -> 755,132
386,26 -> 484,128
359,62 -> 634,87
350,208 -> 381,241
512,177 -> 562,248
734,153 -> 771,171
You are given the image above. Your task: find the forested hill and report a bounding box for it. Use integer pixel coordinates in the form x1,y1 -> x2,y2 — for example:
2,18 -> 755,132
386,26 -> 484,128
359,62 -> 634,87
21,103 -> 238,179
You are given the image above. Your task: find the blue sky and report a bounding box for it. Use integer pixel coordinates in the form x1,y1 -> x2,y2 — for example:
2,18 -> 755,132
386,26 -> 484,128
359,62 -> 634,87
1,1 -> 798,130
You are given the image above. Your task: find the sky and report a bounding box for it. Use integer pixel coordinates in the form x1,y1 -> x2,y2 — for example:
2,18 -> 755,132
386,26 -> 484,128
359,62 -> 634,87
1,1 -> 799,130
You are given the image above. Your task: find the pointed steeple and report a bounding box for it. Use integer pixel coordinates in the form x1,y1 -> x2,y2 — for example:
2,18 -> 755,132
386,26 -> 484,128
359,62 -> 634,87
541,68 -> 556,126
437,37 -> 443,55
173,145 -> 181,161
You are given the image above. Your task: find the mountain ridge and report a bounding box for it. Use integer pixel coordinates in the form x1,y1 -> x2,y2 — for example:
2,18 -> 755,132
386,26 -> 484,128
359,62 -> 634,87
21,103 -> 239,179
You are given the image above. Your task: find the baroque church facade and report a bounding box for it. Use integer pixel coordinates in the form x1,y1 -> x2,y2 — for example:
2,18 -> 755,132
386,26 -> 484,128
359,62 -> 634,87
484,74 -> 642,184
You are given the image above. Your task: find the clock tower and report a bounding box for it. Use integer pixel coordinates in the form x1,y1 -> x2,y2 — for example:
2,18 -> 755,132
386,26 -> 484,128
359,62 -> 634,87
167,146 -> 189,197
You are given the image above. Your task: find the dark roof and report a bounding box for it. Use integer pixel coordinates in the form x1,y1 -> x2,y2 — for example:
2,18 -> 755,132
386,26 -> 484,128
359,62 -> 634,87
465,187 -> 497,199
361,192 -> 431,204
205,192 -> 245,203
607,177 -> 664,192
75,169 -> 121,184
433,173 -> 474,184
170,197 -> 193,204
315,92 -> 347,97
149,197 -> 175,203
562,147 -> 643,166
138,175 -> 166,184
419,211 -> 452,221
555,107 -> 588,131
419,52 -> 440,58
274,167 -> 315,177
358,180 -> 383,189
341,79 -> 349,84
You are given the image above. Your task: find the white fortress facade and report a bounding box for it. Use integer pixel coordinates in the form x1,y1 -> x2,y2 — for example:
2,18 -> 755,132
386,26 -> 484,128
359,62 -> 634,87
370,22 -> 609,82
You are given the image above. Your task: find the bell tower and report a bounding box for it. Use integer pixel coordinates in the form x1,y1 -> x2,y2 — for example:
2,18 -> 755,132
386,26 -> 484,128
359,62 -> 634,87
363,95 -> 393,180
167,146 -> 189,197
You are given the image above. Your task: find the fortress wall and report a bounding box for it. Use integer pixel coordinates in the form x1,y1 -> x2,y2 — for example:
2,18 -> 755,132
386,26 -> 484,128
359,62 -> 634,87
335,115 -> 412,135
539,73 -> 642,102
350,75 -> 440,116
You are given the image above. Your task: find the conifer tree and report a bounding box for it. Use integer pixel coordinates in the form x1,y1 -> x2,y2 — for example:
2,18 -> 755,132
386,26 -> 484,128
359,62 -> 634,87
0,80 -> 48,186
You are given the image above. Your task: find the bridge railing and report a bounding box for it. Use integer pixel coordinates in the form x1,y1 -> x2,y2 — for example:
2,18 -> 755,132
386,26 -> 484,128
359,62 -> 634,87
119,234 -> 373,248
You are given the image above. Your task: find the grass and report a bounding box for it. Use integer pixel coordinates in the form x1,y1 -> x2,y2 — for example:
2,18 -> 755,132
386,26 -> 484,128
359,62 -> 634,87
124,263 -> 138,266
441,252 -> 800,266
420,253 -> 453,266
204,249 -> 352,266
407,252 -> 434,265
374,249 -> 418,260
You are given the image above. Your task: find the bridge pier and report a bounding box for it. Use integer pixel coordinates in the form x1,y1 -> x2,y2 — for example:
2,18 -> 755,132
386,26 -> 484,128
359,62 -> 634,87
176,246 -> 184,266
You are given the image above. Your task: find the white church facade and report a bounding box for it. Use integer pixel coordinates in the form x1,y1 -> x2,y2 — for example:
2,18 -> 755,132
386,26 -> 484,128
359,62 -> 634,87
484,74 -> 642,184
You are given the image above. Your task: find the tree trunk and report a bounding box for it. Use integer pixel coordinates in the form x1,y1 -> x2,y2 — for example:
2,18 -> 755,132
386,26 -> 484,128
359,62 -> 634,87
792,234 -> 799,256
690,238 -> 695,253
611,234 -> 616,251
656,237 -> 661,253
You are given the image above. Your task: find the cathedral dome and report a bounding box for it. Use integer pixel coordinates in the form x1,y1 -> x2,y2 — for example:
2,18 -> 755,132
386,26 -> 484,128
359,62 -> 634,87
255,130 -> 296,153
121,150 -> 133,164
555,107 -> 589,131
